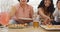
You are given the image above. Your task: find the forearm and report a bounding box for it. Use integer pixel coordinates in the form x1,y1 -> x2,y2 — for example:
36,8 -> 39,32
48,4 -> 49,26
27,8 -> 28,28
53,10 -> 58,17
9,6 -> 16,19
40,12 -> 50,19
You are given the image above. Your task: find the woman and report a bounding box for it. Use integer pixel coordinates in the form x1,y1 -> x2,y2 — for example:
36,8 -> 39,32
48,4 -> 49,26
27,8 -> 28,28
9,0 -> 34,24
53,0 -> 60,25
38,0 -> 55,24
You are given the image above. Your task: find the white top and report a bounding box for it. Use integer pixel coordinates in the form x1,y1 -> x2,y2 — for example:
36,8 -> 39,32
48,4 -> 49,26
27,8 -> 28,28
53,8 -> 60,22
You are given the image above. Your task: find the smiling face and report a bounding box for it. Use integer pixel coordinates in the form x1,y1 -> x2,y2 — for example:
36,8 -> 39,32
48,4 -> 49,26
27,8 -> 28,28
44,0 -> 51,7
20,0 -> 27,4
57,1 -> 60,9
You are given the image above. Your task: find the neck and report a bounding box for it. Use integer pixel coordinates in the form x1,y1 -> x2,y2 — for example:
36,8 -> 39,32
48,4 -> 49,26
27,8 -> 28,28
20,3 -> 27,8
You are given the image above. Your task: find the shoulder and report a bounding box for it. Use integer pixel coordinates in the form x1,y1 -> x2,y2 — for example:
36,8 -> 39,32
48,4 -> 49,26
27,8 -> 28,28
10,3 -> 20,11
38,7 -> 44,11
11,3 -> 20,8
27,4 -> 33,9
54,8 -> 58,12
53,8 -> 59,13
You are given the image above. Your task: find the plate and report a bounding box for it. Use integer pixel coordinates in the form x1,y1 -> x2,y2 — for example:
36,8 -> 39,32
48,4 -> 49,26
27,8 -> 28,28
19,18 -> 33,20
40,25 -> 60,31
7,24 -> 25,29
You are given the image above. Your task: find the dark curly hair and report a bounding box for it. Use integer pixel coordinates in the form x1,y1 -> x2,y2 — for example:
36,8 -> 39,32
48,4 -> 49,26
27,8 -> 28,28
38,0 -> 55,14
18,0 -> 29,2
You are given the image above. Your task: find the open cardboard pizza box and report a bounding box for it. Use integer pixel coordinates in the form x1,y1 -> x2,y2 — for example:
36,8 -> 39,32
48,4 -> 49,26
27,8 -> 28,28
40,25 -> 60,31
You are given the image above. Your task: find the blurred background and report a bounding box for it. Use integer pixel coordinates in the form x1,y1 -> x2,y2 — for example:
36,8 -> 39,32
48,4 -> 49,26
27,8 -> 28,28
0,0 -> 57,12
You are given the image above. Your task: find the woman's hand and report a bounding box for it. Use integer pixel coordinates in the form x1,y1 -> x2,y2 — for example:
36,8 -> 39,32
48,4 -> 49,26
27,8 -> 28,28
42,17 -> 52,25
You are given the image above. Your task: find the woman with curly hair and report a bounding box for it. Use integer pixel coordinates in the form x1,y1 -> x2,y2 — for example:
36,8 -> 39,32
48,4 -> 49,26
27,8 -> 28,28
38,0 -> 55,24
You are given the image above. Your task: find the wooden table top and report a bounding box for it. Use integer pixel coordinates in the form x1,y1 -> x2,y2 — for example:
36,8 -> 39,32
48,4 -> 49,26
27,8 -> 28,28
0,26 -> 60,32
8,26 -> 60,32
